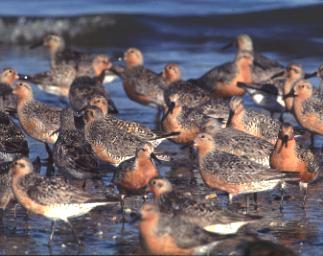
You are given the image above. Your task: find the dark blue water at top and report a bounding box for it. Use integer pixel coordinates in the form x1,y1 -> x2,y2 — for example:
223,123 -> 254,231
0,0 -> 320,16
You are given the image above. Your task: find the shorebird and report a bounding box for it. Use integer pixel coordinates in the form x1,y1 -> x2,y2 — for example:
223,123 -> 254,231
83,106 -> 172,167
10,157 -> 116,245
221,34 -> 284,83
0,111 -> 29,163
136,203 -> 233,255
53,107 -> 102,182
110,48 -> 167,108
191,50 -> 254,97
202,119 -> 273,167
270,123 -> 320,207
148,177 -> 261,235
193,133 -> 299,208
227,96 -> 281,144
13,81 -> 61,163
161,93 -> 227,144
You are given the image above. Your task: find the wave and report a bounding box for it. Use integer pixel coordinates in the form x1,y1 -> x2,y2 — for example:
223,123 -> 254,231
0,4 -> 322,57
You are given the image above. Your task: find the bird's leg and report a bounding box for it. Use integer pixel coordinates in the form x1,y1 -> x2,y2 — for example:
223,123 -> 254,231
13,203 -> 19,219
23,211 -> 29,234
245,195 -> 250,213
48,221 -> 56,245
44,143 -> 54,165
82,180 -> 87,189
279,111 -> 284,123
253,193 -> 258,210
0,209 -> 4,227
279,182 -> 285,211
310,134 -> 315,149
142,194 -> 148,204
120,194 -> 126,222
45,164 -> 55,177
228,194 -> 233,205
66,219 -> 82,245
300,182 -> 308,209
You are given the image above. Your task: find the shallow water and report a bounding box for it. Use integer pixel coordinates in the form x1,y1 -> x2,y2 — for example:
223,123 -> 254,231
0,1 -> 323,255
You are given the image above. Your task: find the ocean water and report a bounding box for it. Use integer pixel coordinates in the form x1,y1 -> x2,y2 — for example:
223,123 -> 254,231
0,1 -> 322,255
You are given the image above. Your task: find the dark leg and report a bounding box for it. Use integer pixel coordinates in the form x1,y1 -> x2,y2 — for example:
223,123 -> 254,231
44,143 -> 54,165
245,195 -> 250,213
279,182 -> 285,211
13,203 -> 19,219
120,194 -> 125,211
279,111 -> 284,123
48,221 -> 56,245
155,107 -> 163,129
0,209 -> 4,225
310,134 -> 315,149
23,211 -> 29,234
300,182 -> 308,209
66,219 -> 82,245
45,164 -> 55,177
253,193 -> 258,210
32,156 -> 42,173
82,180 -> 87,189
120,194 -> 126,222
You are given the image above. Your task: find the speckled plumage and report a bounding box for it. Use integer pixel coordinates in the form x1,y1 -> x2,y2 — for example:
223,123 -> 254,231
202,151 -> 289,186
164,79 -> 211,108
112,64 -> 166,107
197,98 -> 230,123
14,82 -> 61,144
25,64 -> 77,97
84,106 -> 166,166
149,177 -> 260,233
301,97 -> 323,121
0,68 -> 21,114
69,73 -> 118,114
0,83 -> 16,113
0,112 -> 29,162
228,96 -> 281,144
53,107 -> 101,180
291,80 -> 323,135
242,109 -> 280,143
194,133 -> 298,200
19,100 -> 61,143
162,94 -> 226,143
32,34 -> 92,70
11,158 -> 114,244
0,162 -> 14,210
162,104 -> 212,144
204,126 -> 273,167
139,204 -> 232,255
85,117 -> 152,166
104,114 -> 178,146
